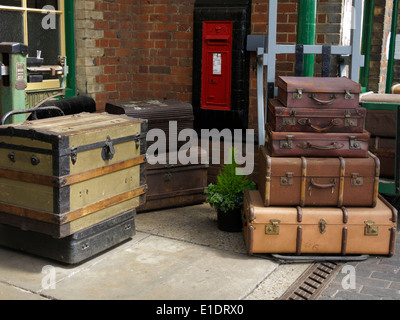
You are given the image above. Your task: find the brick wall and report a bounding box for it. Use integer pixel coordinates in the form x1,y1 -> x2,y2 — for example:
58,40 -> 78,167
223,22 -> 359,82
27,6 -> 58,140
369,0 -> 394,93
74,0 -> 134,110
131,0 -> 195,103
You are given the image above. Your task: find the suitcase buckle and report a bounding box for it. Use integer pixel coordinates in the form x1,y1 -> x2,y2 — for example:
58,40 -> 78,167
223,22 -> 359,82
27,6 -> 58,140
293,88 -> 303,100
344,89 -> 354,100
280,135 -> 293,149
349,136 -> 361,150
281,172 -> 293,186
365,220 -> 379,236
266,219 -> 280,235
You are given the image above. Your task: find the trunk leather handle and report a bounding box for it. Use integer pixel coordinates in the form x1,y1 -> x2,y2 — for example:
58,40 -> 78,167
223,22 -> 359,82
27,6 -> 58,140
298,118 -> 343,132
297,142 -> 344,150
309,93 -> 337,105
309,178 -> 336,195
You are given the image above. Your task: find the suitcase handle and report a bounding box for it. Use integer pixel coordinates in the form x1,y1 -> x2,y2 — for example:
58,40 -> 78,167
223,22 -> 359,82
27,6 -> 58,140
309,179 -> 336,195
297,141 -> 344,150
298,118 -> 343,132
309,94 -> 337,105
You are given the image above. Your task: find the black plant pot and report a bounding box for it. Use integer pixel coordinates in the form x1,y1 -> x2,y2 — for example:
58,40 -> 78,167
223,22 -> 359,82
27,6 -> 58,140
217,208 -> 243,232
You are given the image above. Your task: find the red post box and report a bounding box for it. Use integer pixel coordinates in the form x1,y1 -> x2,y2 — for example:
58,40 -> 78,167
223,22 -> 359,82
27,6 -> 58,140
201,21 -> 233,111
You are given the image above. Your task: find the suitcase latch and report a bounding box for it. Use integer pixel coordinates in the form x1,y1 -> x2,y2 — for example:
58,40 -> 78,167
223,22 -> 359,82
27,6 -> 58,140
266,219 -> 280,235
280,135 -> 293,149
365,220 -> 379,236
281,172 -> 294,186
293,88 -> 303,100
349,136 -> 361,150
102,136 -> 115,161
344,89 -> 354,100
70,147 -> 78,165
351,173 -> 363,186
319,218 -> 327,234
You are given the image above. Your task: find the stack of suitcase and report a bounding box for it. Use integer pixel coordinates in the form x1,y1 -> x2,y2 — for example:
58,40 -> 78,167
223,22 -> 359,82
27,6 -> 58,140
105,99 -> 208,212
243,76 -> 398,257
0,112 -> 148,264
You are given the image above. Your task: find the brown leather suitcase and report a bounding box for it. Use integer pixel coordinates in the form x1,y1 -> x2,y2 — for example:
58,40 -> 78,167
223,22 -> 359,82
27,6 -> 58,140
137,147 -> 208,212
243,189 -> 397,256
369,136 -> 396,178
277,76 -> 361,109
267,98 -> 366,133
105,99 -> 194,151
265,124 -> 370,158
258,145 -> 380,207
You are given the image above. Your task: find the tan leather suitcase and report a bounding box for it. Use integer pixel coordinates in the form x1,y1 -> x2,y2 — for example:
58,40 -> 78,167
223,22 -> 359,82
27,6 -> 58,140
243,190 -> 397,256
258,145 -> 380,208
277,76 -> 361,109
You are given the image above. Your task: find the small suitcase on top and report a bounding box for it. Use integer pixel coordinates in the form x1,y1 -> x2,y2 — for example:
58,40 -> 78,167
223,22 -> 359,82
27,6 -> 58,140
265,123 -> 370,158
267,98 -> 366,133
277,76 -> 361,109
243,189 -> 397,256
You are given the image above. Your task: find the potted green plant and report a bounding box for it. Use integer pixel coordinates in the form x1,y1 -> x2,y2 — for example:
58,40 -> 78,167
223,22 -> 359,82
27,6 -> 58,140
205,148 -> 256,232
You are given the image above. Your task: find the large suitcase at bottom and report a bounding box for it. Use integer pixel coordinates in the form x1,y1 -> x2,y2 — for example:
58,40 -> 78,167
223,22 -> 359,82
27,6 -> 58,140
243,190 -> 397,256
0,210 -> 136,264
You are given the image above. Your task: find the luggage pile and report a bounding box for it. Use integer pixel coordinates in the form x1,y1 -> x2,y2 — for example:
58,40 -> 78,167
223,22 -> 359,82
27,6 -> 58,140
0,112 -> 148,264
243,76 -> 398,257
105,99 -> 208,213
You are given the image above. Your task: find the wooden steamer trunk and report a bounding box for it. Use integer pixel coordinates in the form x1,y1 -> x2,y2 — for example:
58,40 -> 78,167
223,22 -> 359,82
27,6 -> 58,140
243,190 -> 397,256
137,147 -> 208,212
105,99 -> 194,151
258,146 -> 380,208
0,113 -> 147,238
277,76 -> 361,109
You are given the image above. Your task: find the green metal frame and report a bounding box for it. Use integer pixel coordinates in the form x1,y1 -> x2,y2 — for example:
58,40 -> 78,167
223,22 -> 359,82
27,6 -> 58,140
64,0 -> 76,97
362,101 -> 400,196
296,0 -> 317,77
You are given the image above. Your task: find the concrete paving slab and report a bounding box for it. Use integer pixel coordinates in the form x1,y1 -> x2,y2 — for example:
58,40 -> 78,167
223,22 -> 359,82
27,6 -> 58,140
135,203 -> 247,253
39,234 -> 278,300
0,281 -> 48,300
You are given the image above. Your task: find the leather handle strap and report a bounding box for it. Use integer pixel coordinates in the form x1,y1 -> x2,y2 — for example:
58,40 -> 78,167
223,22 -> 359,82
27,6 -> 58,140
297,142 -> 344,150
309,178 -> 336,189
298,118 -> 343,132
310,93 -> 337,105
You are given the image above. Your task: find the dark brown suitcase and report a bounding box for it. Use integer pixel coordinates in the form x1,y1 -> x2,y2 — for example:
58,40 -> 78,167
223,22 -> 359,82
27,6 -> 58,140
267,98 -> 366,133
277,76 -> 361,109
258,145 -> 380,207
265,124 -> 370,158
243,190 -> 397,256
105,99 -> 194,151
369,136 -> 396,178
137,147 -> 208,212
364,109 -> 397,138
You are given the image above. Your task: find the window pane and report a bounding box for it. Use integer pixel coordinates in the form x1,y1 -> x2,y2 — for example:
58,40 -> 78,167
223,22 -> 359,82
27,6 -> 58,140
27,12 -> 60,66
0,11 -> 24,43
1,0 -> 22,7
27,0 -> 58,10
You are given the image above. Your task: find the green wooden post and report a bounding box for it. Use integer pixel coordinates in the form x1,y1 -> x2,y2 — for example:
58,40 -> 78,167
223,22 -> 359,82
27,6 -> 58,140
297,0 -> 317,77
